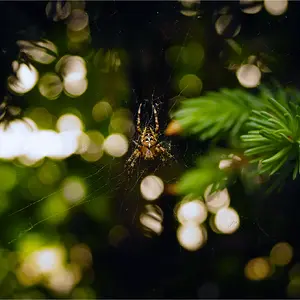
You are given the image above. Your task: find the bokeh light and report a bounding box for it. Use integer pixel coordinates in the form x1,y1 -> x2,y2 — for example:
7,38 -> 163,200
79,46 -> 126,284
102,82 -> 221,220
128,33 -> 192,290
64,78 -> 88,97
205,186 -> 230,214
176,198 -> 207,225
214,207 -> 240,234
240,0 -> 263,14
270,242 -> 293,266
165,120 -> 183,136
56,55 -> 87,81
26,107 -> 54,129
140,175 -> 164,201
92,101 -> 112,122
75,132 -> 91,154
103,134 -> 128,157
37,160 -> 61,185
70,244 -> 93,269
109,115 -> 134,135
46,266 -> 78,295
39,73 -> 63,100
39,193 -> 69,224
23,130 -> 80,161
0,118 -> 37,160
46,0 -> 71,21
179,74 -> 203,96
62,177 -> 86,203
8,62 -> 39,94
177,224 -> 206,251
140,204 -> 164,236
0,165 -> 17,192
264,0 -> 288,16
288,264 -> 300,297
287,277 -> 300,298
17,245 -> 67,287
17,39 -> 58,64
80,130 -> 104,162
34,247 -> 65,274
67,9 -> 89,31
245,257 -> 272,281
56,114 -> 83,132
179,0 -> 200,17
236,64 -> 261,88
215,14 -> 241,37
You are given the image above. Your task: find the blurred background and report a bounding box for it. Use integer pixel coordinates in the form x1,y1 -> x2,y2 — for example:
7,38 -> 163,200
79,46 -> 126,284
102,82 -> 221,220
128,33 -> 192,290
0,0 -> 299,298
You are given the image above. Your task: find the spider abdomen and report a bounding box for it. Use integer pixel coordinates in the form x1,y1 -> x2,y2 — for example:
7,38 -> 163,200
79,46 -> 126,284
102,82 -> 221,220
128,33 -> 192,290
142,146 -> 155,159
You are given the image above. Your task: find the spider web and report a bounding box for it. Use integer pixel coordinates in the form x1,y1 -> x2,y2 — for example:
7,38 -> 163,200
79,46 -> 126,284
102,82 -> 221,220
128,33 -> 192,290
2,1 -> 278,253
4,2 -> 194,247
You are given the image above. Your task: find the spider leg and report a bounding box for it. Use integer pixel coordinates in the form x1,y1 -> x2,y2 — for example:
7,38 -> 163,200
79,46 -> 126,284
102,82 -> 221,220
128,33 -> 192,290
126,148 -> 141,169
155,143 -> 173,161
152,104 -> 159,133
137,103 -> 142,134
132,140 -> 139,147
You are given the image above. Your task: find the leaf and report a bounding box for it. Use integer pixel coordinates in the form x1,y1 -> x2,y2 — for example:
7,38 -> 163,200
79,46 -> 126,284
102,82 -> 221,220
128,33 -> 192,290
174,88 -> 263,141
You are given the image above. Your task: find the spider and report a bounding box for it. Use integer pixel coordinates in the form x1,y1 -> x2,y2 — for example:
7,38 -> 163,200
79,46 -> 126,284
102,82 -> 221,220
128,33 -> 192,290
126,103 -> 173,169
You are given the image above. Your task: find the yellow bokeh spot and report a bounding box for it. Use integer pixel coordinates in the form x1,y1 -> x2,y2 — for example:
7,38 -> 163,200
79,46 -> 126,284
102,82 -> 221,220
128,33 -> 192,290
80,130 -> 104,162
289,264 -> 300,280
17,233 -> 47,260
287,277 -> 300,298
39,73 -> 63,100
0,165 -> 17,191
270,242 -> 293,266
0,192 -> 9,215
109,117 -> 134,135
38,160 -> 61,185
39,194 -> 69,224
166,42 -> 204,71
245,257 -> 272,281
62,177 -> 86,203
92,101 -> 112,122
179,74 -> 203,97
72,287 -> 96,299
70,244 -> 93,268
183,42 -> 205,70
17,244 -> 66,287
46,266 -> 77,295
27,107 -> 55,129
